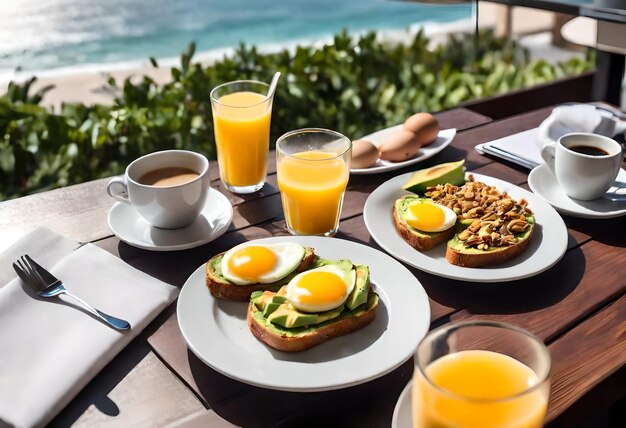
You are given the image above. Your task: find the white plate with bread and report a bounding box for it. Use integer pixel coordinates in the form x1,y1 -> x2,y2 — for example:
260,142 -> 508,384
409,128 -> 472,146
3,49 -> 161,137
364,172 -> 568,282
177,236 -> 430,392
350,126 -> 456,175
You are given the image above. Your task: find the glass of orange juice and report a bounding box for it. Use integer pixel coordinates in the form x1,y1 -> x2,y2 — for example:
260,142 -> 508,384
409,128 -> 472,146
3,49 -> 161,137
413,320 -> 551,428
210,80 -> 274,194
276,128 -> 351,236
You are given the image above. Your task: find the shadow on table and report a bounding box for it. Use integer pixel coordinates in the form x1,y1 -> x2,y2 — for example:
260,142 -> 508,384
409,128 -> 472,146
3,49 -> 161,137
417,241 -> 586,316
187,348 -> 412,428
564,215 -> 626,248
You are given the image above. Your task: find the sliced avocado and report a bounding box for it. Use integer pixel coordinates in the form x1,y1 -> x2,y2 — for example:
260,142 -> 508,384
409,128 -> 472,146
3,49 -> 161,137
402,160 -> 465,195
315,305 -> 345,323
257,296 -> 346,328
251,292 -> 379,337
311,257 -> 353,271
346,265 -> 370,310
262,302 -> 280,317
253,291 -> 287,312
268,305 -> 319,328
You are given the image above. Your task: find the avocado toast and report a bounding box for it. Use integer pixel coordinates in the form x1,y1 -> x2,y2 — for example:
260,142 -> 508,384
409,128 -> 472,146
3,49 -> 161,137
393,195 -> 456,250
247,260 -> 378,352
395,163 -> 535,267
205,247 -> 316,301
425,176 -> 534,267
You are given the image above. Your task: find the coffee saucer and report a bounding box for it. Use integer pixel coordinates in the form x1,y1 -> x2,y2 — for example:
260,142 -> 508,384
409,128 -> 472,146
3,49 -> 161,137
528,164 -> 626,219
107,188 -> 233,251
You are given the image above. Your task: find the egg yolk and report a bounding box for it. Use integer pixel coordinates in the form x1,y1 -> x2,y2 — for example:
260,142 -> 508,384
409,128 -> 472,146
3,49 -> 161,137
295,271 -> 347,305
227,246 -> 277,281
407,203 -> 445,231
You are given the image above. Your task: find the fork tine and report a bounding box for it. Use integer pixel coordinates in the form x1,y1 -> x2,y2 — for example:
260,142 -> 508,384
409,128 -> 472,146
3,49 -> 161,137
25,254 -> 59,285
12,262 -> 32,286
20,255 -> 47,291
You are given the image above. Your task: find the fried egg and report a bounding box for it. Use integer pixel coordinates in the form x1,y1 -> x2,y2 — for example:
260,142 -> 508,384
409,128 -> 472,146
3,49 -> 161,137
286,265 -> 356,313
221,243 -> 305,285
405,200 -> 456,232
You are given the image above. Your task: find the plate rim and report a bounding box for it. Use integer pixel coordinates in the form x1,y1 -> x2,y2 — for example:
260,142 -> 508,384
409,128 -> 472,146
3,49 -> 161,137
176,236 -> 431,392
363,172 -> 569,283
528,164 -> 626,219
350,127 -> 457,175
392,379 -> 413,428
107,187 -> 233,251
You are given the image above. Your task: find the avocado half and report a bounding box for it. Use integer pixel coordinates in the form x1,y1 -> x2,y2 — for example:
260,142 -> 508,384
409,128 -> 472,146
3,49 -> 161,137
402,159 -> 465,195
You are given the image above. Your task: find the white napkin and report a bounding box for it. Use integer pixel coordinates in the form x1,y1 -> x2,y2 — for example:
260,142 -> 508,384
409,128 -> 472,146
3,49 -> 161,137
475,104 -> 626,170
537,104 -> 626,148
0,227 -> 179,428
476,128 -> 543,169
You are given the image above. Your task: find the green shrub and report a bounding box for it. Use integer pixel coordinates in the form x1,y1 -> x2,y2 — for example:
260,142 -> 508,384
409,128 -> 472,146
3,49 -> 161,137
0,29 -> 594,200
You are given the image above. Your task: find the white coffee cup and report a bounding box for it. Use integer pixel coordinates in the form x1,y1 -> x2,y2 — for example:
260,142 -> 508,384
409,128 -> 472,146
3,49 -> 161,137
107,150 -> 210,229
541,132 -> 623,201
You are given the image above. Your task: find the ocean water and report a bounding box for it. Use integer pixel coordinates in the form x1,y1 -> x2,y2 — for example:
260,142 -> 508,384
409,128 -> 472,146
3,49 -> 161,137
0,0 -> 471,78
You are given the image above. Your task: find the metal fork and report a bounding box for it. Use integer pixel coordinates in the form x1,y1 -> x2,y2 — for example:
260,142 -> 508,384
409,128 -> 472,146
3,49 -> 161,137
13,255 -> 131,331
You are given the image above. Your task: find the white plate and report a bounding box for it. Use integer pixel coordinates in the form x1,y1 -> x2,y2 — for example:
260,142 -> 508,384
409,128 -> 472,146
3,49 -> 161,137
351,127 -> 456,175
528,164 -> 626,219
364,172 -> 568,283
177,236 -> 430,392
107,188 -> 233,251
392,380 -> 413,428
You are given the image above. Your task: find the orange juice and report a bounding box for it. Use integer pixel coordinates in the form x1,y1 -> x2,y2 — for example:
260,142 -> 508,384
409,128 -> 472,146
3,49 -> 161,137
277,151 -> 349,235
212,91 -> 271,187
413,350 -> 548,428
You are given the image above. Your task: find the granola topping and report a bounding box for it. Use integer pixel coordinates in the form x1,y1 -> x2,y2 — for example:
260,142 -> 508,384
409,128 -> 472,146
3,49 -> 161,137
424,174 -> 533,250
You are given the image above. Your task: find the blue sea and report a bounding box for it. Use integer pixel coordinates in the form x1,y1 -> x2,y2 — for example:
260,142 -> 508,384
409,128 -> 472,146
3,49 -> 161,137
0,0 -> 471,79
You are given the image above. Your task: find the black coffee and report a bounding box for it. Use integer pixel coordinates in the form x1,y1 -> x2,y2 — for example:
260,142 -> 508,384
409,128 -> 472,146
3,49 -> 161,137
569,145 -> 608,156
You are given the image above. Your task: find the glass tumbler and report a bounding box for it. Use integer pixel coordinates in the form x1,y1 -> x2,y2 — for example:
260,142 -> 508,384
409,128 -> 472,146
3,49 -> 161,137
276,128 -> 351,236
413,320 -> 551,428
210,80 -> 274,194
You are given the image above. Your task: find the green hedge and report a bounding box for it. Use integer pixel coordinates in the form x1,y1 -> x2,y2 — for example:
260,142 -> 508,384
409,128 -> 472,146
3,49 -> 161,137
0,29 -> 594,200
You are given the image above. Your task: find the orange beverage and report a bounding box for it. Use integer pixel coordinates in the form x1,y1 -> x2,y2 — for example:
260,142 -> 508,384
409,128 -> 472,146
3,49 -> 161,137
413,321 -> 551,428
413,350 -> 548,428
211,81 -> 274,194
276,129 -> 351,236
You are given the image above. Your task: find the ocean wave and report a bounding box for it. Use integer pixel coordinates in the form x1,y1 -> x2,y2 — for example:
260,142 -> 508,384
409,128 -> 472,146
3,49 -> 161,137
0,18 -> 473,84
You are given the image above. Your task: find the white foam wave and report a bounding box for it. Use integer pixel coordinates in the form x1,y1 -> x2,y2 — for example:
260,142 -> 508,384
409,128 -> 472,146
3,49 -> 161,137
0,18 -> 473,84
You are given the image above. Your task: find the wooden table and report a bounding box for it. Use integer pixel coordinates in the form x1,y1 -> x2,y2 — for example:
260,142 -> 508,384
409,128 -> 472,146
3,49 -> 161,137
1,105 -> 624,427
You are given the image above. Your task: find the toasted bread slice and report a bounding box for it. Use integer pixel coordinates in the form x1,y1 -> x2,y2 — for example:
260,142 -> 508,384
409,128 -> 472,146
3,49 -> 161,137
445,218 -> 534,268
247,292 -> 379,352
393,196 -> 455,251
205,247 -> 316,301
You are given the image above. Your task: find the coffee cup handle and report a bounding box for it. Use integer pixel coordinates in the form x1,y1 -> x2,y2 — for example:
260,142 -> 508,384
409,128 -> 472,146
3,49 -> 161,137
107,177 -> 131,204
540,142 -> 556,174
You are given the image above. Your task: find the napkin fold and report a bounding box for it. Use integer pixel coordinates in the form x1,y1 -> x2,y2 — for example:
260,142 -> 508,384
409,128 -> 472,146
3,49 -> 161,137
0,227 -> 179,428
537,104 -> 626,148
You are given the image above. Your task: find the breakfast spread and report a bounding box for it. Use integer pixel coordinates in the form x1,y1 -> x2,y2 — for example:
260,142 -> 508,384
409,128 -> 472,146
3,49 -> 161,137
351,112 -> 440,168
394,160 -> 535,267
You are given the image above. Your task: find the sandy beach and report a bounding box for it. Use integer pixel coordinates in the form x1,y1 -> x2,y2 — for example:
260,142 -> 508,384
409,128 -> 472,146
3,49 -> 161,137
1,4 -> 583,110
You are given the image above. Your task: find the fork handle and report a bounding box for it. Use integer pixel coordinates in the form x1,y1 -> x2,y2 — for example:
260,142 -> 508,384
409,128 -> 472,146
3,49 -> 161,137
61,290 -> 131,330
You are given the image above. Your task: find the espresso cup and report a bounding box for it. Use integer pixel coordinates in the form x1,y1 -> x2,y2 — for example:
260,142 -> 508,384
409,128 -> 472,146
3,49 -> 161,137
107,150 -> 210,229
541,133 -> 623,200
